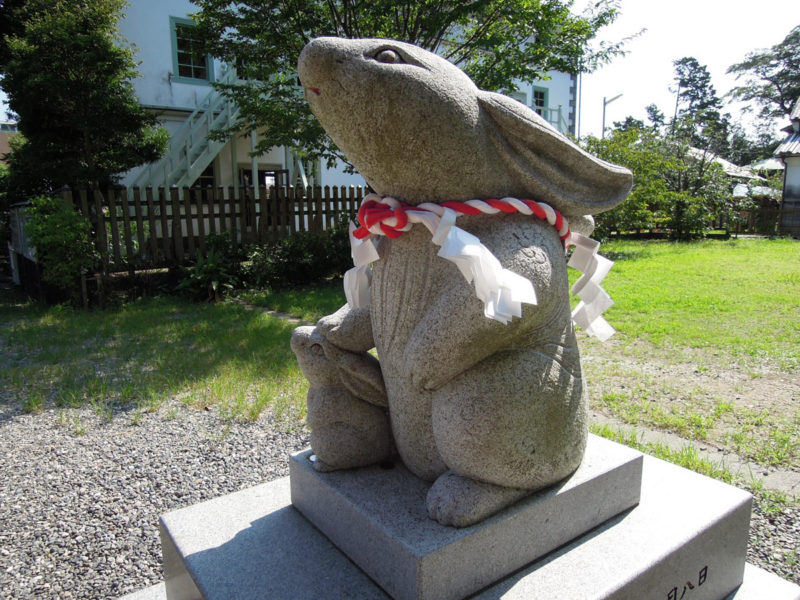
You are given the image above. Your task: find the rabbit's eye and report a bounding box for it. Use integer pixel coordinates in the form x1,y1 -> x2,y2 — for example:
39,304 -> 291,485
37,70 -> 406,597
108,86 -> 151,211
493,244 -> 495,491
311,343 -> 324,356
374,49 -> 402,64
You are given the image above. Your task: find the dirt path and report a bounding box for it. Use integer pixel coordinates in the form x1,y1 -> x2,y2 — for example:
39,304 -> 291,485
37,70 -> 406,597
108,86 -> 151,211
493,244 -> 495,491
580,334 -> 800,486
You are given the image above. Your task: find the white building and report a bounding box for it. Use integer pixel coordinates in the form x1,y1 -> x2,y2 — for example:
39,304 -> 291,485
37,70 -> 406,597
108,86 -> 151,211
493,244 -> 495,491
118,0 -> 577,191
774,98 -> 800,236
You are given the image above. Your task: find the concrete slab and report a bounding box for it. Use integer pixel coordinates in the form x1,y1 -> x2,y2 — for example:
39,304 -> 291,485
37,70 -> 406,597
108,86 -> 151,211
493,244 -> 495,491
120,565 -> 800,600
118,583 -> 166,600
290,434 -> 643,600
154,438 -> 800,600
726,564 -> 800,600
470,452 -> 752,599
159,477 -> 387,600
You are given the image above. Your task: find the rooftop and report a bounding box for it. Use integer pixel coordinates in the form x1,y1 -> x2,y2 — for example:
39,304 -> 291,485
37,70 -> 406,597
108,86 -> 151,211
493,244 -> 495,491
687,147 -> 759,179
774,132 -> 800,157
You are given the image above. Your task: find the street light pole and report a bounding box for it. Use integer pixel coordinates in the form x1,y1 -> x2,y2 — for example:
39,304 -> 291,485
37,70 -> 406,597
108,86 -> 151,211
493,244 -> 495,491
602,93 -> 623,139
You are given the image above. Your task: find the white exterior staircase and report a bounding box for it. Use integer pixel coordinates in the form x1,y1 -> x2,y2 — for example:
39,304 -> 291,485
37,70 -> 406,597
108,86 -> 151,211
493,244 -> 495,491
130,68 -> 241,190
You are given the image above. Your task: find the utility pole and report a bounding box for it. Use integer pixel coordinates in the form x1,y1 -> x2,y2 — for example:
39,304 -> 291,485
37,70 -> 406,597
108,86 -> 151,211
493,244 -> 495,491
601,94 -> 623,139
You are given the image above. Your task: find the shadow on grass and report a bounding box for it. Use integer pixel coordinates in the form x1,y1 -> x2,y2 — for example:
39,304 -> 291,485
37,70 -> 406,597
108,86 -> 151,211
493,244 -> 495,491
242,279 -> 346,322
0,287 -> 305,422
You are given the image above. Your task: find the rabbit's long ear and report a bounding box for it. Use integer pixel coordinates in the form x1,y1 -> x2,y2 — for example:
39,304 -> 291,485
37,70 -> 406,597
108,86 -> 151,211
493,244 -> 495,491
478,91 -> 632,216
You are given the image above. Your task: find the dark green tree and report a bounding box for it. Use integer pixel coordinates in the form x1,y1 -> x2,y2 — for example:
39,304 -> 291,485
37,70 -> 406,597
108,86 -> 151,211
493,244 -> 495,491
726,122 -> 780,166
673,57 -> 722,117
670,57 -> 732,159
0,0 -> 35,72
645,103 -> 665,133
727,25 -> 800,122
612,116 -> 645,131
660,138 -> 729,239
2,0 -> 167,198
584,126 -> 676,237
584,121 -> 730,240
193,0 -> 633,165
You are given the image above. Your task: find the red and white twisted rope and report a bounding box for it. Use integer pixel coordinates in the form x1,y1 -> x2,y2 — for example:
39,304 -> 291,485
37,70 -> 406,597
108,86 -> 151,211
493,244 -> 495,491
353,194 -> 570,243
345,193 -> 615,338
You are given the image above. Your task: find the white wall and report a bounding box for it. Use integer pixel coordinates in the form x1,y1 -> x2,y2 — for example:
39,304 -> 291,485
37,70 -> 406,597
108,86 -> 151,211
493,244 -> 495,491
321,160 -> 368,189
119,0 -> 224,111
119,112 -> 197,186
784,156 -> 800,204
215,136 -> 285,187
118,3 -> 576,186
513,71 -> 576,135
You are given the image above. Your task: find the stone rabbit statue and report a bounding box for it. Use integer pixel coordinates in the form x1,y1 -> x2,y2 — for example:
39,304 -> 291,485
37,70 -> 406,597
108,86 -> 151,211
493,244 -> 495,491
291,37 -> 632,527
291,320 -> 392,472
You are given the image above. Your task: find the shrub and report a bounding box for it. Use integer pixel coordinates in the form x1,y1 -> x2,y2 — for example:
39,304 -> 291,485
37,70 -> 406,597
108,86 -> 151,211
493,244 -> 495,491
667,193 -> 712,240
244,218 -> 352,289
176,219 -> 354,299
176,231 -> 242,302
24,195 -> 95,301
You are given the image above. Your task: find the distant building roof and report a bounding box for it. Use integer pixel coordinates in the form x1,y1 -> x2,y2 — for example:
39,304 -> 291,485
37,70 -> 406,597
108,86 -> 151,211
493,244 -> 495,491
775,132 -> 800,157
775,98 -> 800,155
687,147 -> 759,179
732,182 -> 781,199
749,157 -> 784,171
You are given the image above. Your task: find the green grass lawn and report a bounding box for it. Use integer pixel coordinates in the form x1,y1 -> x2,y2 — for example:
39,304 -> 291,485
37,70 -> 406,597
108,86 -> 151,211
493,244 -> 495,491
241,280 -> 345,322
576,237 -> 800,370
247,237 -> 800,372
571,238 -> 800,473
0,294 -> 309,424
2,237 -> 797,431
245,238 -> 800,371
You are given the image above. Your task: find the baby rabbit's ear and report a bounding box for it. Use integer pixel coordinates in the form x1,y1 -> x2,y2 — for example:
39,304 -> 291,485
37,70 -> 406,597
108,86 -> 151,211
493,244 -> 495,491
333,349 -> 388,408
478,90 -> 632,216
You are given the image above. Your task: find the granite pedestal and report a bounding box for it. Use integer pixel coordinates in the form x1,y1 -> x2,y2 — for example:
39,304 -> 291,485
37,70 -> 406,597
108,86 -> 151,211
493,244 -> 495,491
290,434 -> 643,600
153,435 -> 800,600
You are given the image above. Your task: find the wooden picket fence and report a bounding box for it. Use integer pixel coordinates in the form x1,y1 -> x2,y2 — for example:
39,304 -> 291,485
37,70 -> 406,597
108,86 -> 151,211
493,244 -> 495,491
60,185 -> 367,273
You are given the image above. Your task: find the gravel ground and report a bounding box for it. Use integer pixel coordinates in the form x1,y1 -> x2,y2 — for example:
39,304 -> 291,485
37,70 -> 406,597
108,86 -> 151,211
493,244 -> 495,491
0,400 -> 797,600
748,500 -> 800,585
0,401 -> 309,599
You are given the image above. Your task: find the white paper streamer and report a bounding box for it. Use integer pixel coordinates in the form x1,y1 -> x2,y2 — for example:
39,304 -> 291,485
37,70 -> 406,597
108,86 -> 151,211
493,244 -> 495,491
344,195 -> 616,338
344,264 -> 372,308
349,220 -> 379,266
567,232 -> 616,341
435,225 -> 536,323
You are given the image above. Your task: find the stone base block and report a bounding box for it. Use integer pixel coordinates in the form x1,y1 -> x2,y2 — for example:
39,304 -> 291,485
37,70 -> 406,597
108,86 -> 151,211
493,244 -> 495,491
155,436 -> 799,600
121,565 -> 800,600
290,434 -> 643,600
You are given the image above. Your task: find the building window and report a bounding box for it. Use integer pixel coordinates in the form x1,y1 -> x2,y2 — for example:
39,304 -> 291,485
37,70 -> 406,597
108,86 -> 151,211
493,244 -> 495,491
193,163 -> 215,188
170,17 -> 213,83
239,168 -> 289,189
532,87 -> 548,118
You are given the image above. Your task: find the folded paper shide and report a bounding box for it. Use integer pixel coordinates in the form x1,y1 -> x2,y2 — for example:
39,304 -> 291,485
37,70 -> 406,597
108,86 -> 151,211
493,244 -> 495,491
292,36 -> 633,528
344,193 -> 616,338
